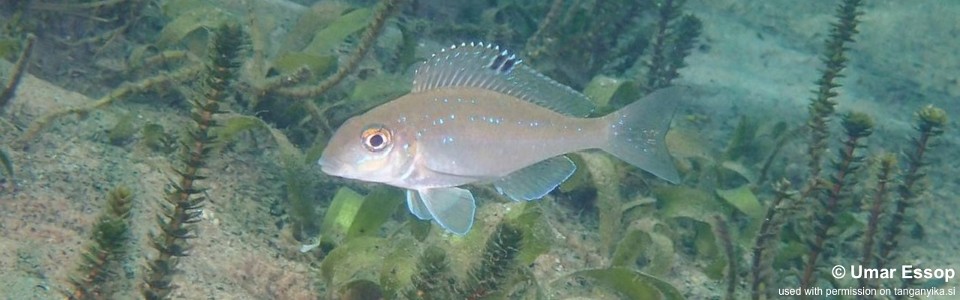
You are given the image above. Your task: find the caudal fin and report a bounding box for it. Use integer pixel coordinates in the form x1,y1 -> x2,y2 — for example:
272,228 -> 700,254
600,87 -> 683,183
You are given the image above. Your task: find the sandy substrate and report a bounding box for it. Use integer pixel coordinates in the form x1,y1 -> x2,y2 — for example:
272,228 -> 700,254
1,0 -> 957,299
0,62 -> 319,299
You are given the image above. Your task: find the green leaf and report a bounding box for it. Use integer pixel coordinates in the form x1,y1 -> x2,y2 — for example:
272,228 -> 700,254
558,154 -> 590,192
704,254 -> 727,280
303,8 -> 373,55
350,73 -> 411,104
408,218 -> 432,241
557,267 -> 683,300
645,225 -> 675,276
0,39 -> 19,60
272,52 -> 336,78
691,219 -> 718,259
655,186 -> 730,222
320,236 -> 388,288
720,160 -> 756,183
280,2 -> 351,52
505,202 -> 551,265
157,7 -> 231,48
774,240 -> 806,268
0,148 -> 13,179
346,187 -> 403,240
378,237 -> 417,296
321,187 -> 365,243
610,229 -> 646,268
108,113 -> 137,145
715,185 -> 763,220
578,152 -> 622,256
583,75 -> 640,109
722,116 -> 759,162
214,115 -> 261,145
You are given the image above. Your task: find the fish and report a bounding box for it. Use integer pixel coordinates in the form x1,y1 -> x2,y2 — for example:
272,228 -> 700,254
318,42 -> 680,235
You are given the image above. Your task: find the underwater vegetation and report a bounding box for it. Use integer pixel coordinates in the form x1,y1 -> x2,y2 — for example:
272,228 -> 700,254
699,0 -> 950,299
141,22 -> 246,299
68,187 -> 135,300
0,0 -> 952,299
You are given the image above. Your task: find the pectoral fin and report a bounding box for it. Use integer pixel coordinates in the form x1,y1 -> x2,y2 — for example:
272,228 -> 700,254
493,155 -> 576,201
418,187 -> 476,235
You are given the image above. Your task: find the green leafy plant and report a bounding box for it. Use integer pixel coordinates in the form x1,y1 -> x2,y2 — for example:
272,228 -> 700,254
0,147 -> 12,187
141,123 -> 177,153
68,187 -> 134,300
0,33 -> 32,113
142,22 -> 245,300
734,1 -> 950,299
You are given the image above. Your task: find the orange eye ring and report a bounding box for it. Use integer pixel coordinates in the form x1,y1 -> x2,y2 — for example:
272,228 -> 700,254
361,125 -> 392,152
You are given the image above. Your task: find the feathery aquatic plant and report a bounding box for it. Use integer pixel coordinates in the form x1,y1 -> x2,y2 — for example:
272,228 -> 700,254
876,105 -> 947,269
68,187 -> 134,300
801,112 -> 873,290
142,22 -> 245,300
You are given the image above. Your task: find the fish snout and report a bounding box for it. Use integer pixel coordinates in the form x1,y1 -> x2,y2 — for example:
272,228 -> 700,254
317,156 -> 344,176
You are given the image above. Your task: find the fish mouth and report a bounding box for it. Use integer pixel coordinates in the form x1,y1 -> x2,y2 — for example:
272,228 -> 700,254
317,156 -> 343,176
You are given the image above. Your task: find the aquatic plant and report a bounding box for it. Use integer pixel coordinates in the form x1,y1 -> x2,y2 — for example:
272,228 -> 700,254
141,123 -> 177,153
19,0 -> 150,48
796,0 -> 865,292
858,152 -> 896,291
750,180 -> 797,300
15,60 -> 203,146
7,0 -> 900,298
272,0 -> 404,99
299,194 -> 555,299
529,0 -> 700,94
107,113 -> 137,145
406,245 -> 458,299
739,0 -> 868,296
805,0 -> 863,184
9,0 -> 406,268
730,1 -> 951,299
801,111 -> 874,289
644,0 -> 703,92
462,222 -> 525,299
0,33 -> 33,113
67,186 -> 134,300
874,105 -> 947,271
0,147 -> 12,189
142,22 -> 245,300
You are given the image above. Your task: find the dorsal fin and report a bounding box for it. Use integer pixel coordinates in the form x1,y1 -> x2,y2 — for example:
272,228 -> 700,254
412,42 -> 594,117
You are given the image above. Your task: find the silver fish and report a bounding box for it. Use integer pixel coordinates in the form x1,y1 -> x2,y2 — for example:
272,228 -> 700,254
318,42 -> 680,235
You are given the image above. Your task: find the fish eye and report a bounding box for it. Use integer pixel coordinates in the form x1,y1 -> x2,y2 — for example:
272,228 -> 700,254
361,125 -> 392,152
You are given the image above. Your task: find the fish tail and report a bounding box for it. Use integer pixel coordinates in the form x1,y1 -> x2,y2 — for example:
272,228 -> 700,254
600,87 -> 683,183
